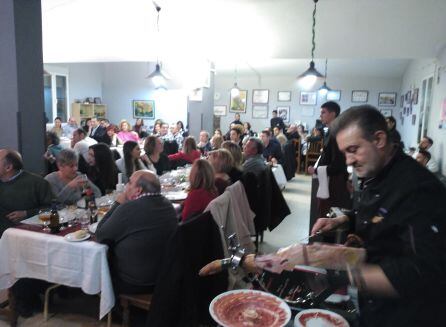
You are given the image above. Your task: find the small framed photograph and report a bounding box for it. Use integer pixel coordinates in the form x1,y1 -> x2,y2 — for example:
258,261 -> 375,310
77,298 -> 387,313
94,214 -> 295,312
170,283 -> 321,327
213,105 -> 227,116
252,89 -> 269,104
412,88 -> 419,105
412,114 -> 417,125
277,91 -> 291,102
188,88 -> 203,102
405,90 -> 411,102
378,92 -> 397,107
133,100 -> 155,119
380,109 -> 392,117
400,95 -> 404,107
351,90 -> 368,103
230,90 -> 248,113
252,105 -> 268,119
326,90 -> 341,101
277,106 -> 290,122
300,91 -> 317,105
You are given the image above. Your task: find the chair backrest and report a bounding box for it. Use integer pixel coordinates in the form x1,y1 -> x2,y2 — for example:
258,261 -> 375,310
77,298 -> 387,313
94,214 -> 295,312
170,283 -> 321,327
307,140 -> 323,155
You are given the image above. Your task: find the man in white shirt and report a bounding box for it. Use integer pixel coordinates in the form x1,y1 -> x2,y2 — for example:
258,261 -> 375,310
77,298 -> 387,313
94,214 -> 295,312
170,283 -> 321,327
413,136 -> 438,173
71,128 -> 97,162
62,117 -> 78,137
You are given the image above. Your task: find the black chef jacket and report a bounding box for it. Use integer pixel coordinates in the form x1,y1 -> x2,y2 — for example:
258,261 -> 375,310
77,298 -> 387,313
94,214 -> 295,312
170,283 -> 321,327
349,148 -> 446,327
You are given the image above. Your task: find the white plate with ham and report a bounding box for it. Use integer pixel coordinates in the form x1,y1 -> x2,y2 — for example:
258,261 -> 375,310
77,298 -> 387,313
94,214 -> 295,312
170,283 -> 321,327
294,309 -> 349,327
210,289 -> 291,327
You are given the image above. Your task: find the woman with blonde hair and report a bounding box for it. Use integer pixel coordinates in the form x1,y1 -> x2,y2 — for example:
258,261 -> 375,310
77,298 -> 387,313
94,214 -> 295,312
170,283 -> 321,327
208,148 -> 233,194
181,159 -> 218,221
221,140 -> 243,183
117,119 -> 139,143
210,135 -> 223,150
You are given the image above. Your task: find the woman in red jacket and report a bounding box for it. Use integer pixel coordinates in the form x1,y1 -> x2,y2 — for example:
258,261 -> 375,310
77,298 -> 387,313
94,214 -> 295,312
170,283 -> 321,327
168,136 -> 201,165
181,159 -> 218,221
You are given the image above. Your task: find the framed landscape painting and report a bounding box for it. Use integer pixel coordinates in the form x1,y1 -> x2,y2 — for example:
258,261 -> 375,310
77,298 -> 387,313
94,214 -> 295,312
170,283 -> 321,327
230,90 -> 248,113
378,92 -> 397,107
133,100 -> 155,119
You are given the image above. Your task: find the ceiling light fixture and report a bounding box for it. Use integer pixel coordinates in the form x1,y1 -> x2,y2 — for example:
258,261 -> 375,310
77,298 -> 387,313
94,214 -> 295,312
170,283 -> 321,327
146,1 -> 168,89
318,58 -> 332,96
298,0 -> 324,90
230,65 -> 240,97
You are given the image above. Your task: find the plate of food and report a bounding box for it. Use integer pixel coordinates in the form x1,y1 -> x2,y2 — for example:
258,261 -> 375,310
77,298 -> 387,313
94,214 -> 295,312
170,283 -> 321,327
294,309 -> 349,327
210,289 -> 291,327
64,230 -> 91,242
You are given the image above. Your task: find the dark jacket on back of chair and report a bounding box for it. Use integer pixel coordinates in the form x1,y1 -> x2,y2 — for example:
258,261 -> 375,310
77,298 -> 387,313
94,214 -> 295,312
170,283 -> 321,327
146,211 -> 228,327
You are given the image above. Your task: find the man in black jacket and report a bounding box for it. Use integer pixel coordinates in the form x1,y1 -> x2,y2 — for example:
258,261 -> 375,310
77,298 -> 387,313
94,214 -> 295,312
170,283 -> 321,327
89,117 -> 108,143
96,170 -> 177,294
270,110 -> 285,131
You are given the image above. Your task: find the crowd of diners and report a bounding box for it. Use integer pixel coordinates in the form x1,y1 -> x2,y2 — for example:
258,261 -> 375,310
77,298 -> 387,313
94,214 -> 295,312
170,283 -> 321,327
1,102 -> 445,325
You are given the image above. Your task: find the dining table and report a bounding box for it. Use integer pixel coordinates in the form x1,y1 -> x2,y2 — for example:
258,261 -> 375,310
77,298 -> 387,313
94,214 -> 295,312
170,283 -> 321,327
0,218 -> 115,320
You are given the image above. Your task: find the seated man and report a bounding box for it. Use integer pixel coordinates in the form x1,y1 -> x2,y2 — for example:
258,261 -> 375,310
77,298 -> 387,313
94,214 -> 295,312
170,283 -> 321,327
71,128 -> 97,173
415,149 -> 431,168
242,137 -> 267,177
413,136 -> 438,173
197,130 -> 212,154
96,170 -> 177,294
0,149 -> 53,236
260,129 -> 282,164
62,116 -> 78,137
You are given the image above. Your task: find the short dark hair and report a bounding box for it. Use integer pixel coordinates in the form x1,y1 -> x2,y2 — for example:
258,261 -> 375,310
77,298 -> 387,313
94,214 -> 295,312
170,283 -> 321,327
418,150 -> 431,162
272,110 -> 278,114
3,150 -> 23,171
321,101 -> 341,117
331,105 -> 388,142
46,131 -> 60,145
424,136 -> 433,146
386,116 -> 396,125
75,128 -> 86,137
261,129 -> 271,138
248,137 -> 264,154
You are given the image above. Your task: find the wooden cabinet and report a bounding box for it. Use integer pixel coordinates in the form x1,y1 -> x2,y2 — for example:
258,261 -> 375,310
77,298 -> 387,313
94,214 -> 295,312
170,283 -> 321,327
71,103 -> 107,125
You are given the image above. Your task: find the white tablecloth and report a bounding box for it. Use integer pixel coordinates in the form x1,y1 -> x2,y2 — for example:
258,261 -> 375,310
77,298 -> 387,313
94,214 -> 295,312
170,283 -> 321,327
59,137 -> 72,149
0,228 -> 114,319
272,164 -> 287,189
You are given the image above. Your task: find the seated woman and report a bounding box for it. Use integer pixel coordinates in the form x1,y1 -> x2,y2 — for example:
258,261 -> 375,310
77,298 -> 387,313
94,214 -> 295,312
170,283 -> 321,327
181,159 -> 218,222
168,136 -> 201,168
104,124 -> 121,147
210,135 -> 223,150
50,117 -> 63,137
208,148 -> 234,194
87,143 -> 118,195
221,141 -> 243,183
44,131 -> 63,173
117,119 -> 139,143
116,141 -> 154,183
133,118 -> 148,139
45,149 -> 101,205
143,136 -> 170,175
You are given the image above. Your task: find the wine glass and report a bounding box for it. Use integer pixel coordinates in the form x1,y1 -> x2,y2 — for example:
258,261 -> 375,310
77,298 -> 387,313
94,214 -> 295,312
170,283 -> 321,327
38,209 -> 51,232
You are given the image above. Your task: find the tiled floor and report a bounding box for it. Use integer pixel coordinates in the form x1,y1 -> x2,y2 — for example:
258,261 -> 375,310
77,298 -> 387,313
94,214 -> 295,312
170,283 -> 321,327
0,174 -> 311,326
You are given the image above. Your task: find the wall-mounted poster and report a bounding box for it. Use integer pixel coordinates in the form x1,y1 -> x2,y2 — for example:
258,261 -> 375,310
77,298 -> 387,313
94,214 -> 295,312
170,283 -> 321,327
351,90 -> 368,103
230,90 -> 248,113
252,105 -> 268,119
300,92 -> 317,105
252,89 -> 269,104
133,100 -> 155,119
277,106 -> 290,122
378,92 -> 397,107
278,91 -> 291,102
213,105 -> 227,116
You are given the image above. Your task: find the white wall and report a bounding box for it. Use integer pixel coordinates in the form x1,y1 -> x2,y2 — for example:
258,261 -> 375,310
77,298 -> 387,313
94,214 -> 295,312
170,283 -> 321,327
214,74 -> 401,133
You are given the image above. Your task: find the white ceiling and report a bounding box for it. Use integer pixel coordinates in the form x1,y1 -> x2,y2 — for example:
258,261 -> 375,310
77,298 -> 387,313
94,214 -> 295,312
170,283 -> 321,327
41,0 -> 446,78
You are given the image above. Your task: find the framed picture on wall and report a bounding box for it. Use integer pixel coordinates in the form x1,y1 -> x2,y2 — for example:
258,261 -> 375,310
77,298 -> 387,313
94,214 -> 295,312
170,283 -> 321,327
252,89 -> 269,104
378,92 -> 397,106
133,100 -> 155,119
300,91 -> 317,105
213,105 -> 227,116
400,95 -> 404,107
277,106 -> 290,122
188,88 -> 203,102
326,90 -> 341,101
351,90 -> 368,103
252,105 -> 268,119
230,90 -> 248,113
412,88 -> 419,104
380,109 -> 392,117
278,91 -> 291,102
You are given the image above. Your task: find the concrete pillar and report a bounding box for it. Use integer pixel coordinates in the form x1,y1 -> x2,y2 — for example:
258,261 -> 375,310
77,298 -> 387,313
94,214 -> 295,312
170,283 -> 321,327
0,0 -> 45,174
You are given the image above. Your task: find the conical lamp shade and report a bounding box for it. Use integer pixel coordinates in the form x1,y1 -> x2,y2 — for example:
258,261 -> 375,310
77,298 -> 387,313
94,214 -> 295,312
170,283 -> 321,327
298,61 -> 325,79
146,63 -> 168,89
318,81 -> 332,95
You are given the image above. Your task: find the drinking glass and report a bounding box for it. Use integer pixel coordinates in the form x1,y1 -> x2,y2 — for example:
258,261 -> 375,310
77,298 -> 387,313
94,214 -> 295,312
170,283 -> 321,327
80,212 -> 90,231
80,174 -> 89,193
38,209 -> 51,232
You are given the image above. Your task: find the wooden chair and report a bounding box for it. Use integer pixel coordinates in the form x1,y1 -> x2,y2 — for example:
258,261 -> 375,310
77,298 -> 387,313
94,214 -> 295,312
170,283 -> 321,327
305,140 -> 323,174
294,139 -> 302,174
119,293 -> 152,327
